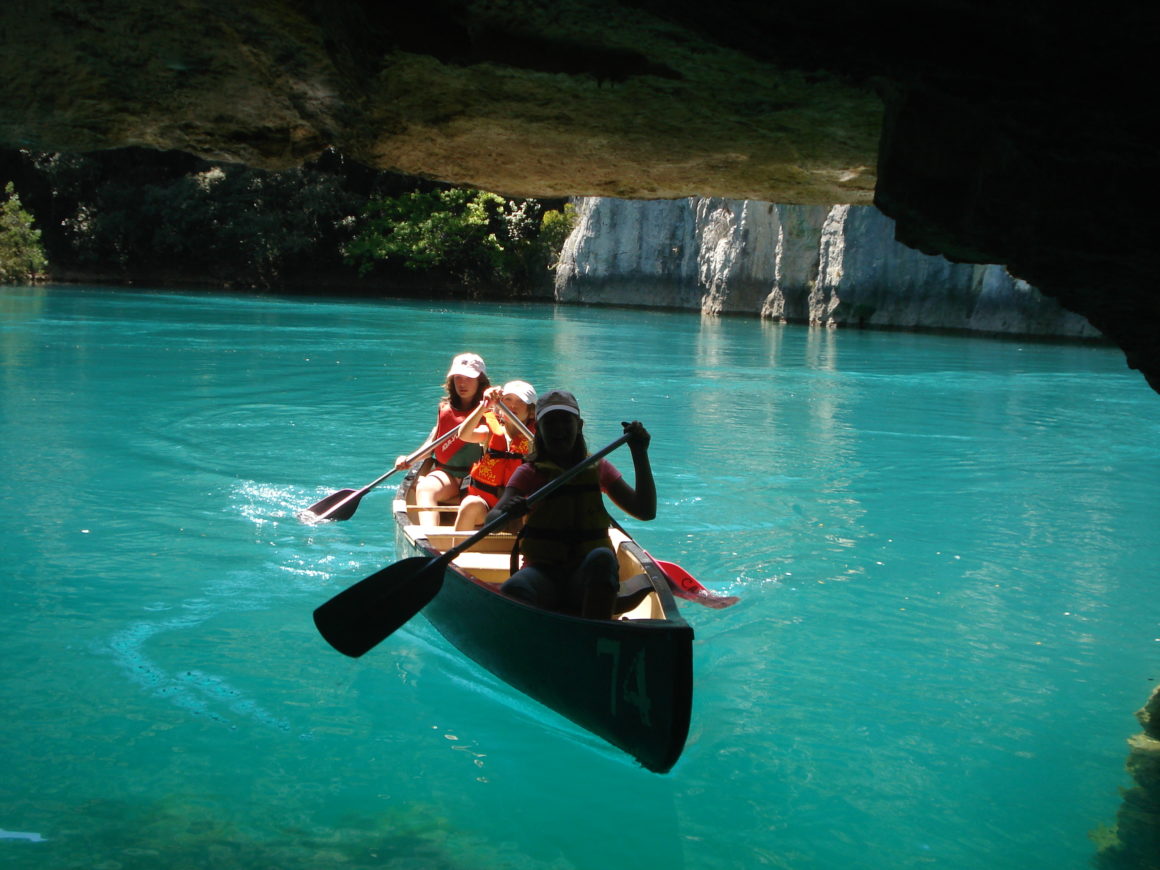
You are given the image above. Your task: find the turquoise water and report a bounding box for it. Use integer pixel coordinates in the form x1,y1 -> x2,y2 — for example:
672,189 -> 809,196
1,285 -> 1157,870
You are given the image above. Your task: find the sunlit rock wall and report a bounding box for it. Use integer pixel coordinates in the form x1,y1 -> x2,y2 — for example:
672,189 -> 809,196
553,198 -> 701,307
556,197 -> 1101,339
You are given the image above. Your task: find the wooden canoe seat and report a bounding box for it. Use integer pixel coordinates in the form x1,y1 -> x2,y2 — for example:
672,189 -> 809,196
403,505 -> 460,523
448,550 -> 512,583
403,524 -> 517,555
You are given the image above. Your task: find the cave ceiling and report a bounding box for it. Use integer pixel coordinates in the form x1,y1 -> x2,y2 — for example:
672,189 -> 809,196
1,0 -> 1157,392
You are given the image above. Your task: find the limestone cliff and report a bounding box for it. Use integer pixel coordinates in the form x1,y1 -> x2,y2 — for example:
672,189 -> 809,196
556,198 -> 1099,339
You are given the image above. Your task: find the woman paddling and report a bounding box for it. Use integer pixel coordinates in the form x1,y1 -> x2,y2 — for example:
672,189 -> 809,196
399,352 -> 489,525
487,389 -> 655,619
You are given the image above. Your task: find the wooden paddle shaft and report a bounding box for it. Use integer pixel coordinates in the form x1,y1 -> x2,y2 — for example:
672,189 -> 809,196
494,399 -> 535,442
309,426 -> 462,521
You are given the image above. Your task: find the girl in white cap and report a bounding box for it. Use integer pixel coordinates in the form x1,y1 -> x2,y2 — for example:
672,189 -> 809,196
452,380 -> 538,531
486,390 -> 655,619
399,352 -> 490,525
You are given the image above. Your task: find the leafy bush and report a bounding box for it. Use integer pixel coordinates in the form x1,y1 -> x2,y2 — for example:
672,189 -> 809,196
0,182 -> 48,283
343,189 -> 577,295
1,148 -> 577,295
5,148 -> 384,288
539,202 -> 577,269
51,154 -> 367,286
344,187 -> 550,293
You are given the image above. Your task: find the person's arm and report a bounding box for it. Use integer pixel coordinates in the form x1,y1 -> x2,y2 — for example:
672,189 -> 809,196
603,421 -> 656,520
456,387 -> 500,443
452,392 -> 489,443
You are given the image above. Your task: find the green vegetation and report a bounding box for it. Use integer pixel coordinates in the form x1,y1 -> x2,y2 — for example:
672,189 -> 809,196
0,148 -> 575,296
539,201 -> 577,268
0,181 -> 48,283
344,188 -> 573,296
14,149 -> 369,288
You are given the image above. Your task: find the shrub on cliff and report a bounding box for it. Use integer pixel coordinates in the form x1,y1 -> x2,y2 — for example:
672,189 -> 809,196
344,188 -> 568,296
539,202 -> 576,269
0,182 -> 48,283
345,188 -> 508,276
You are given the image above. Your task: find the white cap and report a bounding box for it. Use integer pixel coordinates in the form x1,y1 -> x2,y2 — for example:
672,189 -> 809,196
446,353 -> 486,378
502,380 -> 537,405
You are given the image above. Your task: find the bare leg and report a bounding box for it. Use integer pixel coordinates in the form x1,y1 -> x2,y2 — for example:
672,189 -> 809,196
454,495 -> 489,531
416,470 -> 459,526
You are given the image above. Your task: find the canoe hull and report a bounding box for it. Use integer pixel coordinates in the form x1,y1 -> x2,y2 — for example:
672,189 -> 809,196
393,491 -> 693,773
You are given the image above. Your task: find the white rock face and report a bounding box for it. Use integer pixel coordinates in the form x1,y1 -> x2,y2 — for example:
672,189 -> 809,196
554,198 -> 701,307
694,199 -> 780,315
555,197 -> 1101,338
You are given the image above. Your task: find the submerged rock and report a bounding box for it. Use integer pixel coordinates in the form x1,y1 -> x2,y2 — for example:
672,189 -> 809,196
1094,685 -> 1160,870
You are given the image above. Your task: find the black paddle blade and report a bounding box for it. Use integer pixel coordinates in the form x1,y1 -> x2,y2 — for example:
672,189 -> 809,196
301,488 -> 361,523
312,556 -> 446,657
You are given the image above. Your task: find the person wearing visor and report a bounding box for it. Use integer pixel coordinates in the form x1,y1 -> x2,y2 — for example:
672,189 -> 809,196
400,352 -> 489,525
486,390 -> 655,619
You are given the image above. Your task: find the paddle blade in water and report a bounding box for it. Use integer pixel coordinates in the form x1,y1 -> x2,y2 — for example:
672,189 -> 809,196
655,559 -> 739,608
312,556 -> 446,657
301,489 -> 361,523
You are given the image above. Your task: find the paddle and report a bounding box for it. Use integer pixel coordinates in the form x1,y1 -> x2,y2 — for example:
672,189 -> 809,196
609,519 -> 739,609
652,557 -> 739,609
300,427 -> 460,523
494,399 -> 535,442
313,432 -> 634,657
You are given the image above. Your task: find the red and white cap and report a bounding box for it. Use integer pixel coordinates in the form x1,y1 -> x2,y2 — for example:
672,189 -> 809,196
446,353 -> 486,378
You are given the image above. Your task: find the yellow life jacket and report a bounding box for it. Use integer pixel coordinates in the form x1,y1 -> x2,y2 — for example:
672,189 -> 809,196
518,459 -> 613,567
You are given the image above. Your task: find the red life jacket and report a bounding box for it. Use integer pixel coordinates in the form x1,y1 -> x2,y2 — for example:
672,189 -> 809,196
432,403 -> 482,476
465,412 -> 533,507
